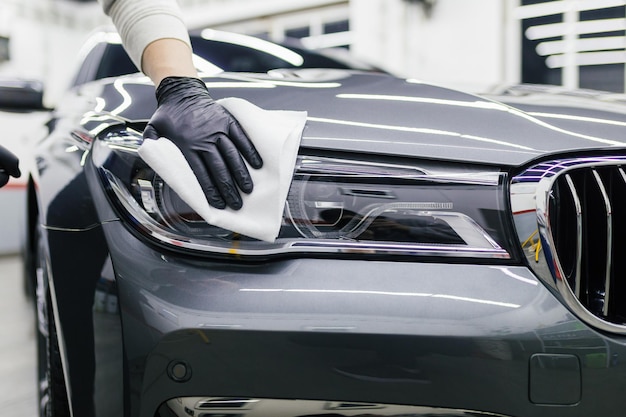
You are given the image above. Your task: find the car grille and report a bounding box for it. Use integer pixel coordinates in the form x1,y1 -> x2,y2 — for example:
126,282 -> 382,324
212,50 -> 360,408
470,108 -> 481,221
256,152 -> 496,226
511,156 -> 626,334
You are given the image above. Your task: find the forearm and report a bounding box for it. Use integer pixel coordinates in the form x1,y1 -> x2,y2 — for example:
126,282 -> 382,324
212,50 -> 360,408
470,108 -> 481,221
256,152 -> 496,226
142,38 -> 198,86
97,0 -> 193,80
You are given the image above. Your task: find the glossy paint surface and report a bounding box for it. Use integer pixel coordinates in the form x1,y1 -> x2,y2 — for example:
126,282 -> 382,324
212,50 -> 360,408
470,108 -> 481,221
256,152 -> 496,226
76,71 -> 626,168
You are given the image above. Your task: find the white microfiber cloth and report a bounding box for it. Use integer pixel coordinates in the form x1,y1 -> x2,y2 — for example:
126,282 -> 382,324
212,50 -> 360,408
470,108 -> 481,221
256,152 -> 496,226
138,97 -> 307,242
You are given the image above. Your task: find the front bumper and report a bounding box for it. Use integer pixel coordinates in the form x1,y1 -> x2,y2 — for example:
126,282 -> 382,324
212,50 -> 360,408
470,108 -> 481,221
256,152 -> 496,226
93,218 -> 626,417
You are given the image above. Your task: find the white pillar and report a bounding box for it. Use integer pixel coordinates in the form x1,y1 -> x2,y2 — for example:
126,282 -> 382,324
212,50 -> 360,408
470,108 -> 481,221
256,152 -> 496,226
562,1 -> 579,89
350,0 -> 521,92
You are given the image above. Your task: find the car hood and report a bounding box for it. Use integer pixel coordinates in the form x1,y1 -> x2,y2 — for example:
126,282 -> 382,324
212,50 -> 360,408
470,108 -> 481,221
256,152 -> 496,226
78,70 -> 626,167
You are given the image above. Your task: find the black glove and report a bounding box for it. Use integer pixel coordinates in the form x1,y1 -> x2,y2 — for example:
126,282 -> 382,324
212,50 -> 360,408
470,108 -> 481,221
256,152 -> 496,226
0,145 -> 20,188
143,76 -> 263,210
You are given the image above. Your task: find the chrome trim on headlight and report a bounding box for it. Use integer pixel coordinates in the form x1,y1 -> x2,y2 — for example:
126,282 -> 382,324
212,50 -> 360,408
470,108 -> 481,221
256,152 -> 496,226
512,155 -> 626,334
93,131 -> 511,259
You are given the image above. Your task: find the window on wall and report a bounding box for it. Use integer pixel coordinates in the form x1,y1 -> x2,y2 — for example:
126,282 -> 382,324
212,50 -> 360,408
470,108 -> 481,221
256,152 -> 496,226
215,4 -> 351,52
284,20 -> 351,50
520,1 -> 562,86
578,5 -> 625,92
0,36 -> 8,63
323,20 -> 349,35
519,0 -> 626,93
285,27 -> 311,39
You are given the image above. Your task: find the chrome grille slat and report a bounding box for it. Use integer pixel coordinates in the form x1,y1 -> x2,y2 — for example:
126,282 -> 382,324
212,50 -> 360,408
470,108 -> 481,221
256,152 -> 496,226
511,156 -> 626,334
563,174 -> 583,298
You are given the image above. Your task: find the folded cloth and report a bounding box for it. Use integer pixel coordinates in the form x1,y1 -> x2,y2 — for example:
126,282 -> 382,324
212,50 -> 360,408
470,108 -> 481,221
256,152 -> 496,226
138,97 -> 307,242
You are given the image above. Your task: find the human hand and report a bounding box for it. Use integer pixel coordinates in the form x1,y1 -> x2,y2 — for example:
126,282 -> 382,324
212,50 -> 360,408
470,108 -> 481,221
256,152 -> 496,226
0,145 -> 20,188
143,76 -> 263,210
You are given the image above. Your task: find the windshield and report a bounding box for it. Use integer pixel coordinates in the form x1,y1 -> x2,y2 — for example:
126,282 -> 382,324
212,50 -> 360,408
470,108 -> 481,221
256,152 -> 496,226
76,30 -> 381,86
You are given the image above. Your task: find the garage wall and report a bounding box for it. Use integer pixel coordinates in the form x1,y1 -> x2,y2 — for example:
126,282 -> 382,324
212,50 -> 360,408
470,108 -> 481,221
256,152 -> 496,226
0,0 -> 109,107
350,0 -> 521,92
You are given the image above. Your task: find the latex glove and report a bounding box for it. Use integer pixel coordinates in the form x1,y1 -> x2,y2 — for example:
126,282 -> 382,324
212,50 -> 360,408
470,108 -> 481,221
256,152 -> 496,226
0,145 -> 20,188
143,76 -> 263,210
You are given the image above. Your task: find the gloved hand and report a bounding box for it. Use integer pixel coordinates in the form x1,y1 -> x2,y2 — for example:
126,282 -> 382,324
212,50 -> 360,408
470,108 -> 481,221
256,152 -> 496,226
143,76 -> 263,210
0,145 -> 20,188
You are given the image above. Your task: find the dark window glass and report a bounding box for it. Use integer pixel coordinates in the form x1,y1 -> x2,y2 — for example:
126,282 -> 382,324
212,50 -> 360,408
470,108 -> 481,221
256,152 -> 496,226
324,20 -> 349,34
580,64 -> 624,92
285,27 -> 310,39
95,45 -> 138,80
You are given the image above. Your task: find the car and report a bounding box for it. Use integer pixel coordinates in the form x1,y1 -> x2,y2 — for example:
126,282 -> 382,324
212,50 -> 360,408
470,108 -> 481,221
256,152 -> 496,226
3,27 -> 626,417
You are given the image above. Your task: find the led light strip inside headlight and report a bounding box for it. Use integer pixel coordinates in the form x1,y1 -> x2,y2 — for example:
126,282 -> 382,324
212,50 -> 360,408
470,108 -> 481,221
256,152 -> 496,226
93,130 -> 510,258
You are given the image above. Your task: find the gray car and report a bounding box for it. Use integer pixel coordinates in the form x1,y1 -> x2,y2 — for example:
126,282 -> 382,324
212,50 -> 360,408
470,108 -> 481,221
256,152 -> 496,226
3,29 -> 626,417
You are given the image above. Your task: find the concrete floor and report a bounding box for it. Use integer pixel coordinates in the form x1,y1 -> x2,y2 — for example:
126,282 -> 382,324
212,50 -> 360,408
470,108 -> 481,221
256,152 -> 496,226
0,255 -> 38,416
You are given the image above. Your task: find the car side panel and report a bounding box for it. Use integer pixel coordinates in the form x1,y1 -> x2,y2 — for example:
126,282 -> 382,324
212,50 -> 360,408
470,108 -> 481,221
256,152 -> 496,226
33,127 -> 124,417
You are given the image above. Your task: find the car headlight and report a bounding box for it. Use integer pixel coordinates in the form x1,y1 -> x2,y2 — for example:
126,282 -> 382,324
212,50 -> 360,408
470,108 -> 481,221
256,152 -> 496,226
92,128 -> 512,259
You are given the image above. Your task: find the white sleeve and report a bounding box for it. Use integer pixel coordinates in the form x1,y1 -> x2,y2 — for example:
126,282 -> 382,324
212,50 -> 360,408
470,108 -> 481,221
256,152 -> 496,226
97,0 -> 191,72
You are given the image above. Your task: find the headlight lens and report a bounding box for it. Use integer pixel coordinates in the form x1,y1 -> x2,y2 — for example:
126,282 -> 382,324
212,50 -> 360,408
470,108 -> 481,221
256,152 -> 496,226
93,129 -> 511,259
